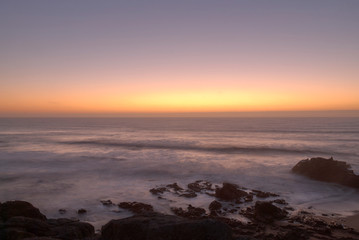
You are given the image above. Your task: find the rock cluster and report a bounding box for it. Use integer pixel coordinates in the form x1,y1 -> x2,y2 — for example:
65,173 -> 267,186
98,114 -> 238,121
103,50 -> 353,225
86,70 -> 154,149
2,157 -> 359,240
150,180 -> 215,199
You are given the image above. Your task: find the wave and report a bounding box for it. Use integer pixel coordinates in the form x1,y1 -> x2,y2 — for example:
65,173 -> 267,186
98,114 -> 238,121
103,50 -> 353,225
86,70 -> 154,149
60,139 -> 354,156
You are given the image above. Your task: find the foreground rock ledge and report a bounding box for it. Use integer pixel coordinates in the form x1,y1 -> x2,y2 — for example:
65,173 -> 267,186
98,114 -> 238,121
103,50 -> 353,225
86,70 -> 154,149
102,212 -> 232,240
0,201 -> 95,240
292,157 -> 359,188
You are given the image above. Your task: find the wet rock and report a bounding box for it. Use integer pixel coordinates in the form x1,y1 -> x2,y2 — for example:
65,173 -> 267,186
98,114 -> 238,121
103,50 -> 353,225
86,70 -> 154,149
101,212 -> 232,240
0,201 -> 47,221
254,201 -> 287,222
49,219 -> 95,240
166,183 -> 183,192
118,202 -> 153,214
215,183 -> 248,201
77,209 -> 87,214
292,157 -> 359,188
299,210 -> 311,215
187,180 -> 213,192
171,205 -> 206,218
272,199 -> 288,205
209,200 -> 222,212
228,209 -> 237,213
179,190 -> 197,198
100,200 -> 113,206
244,195 -> 253,202
149,187 -> 167,195
284,206 -> 294,211
252,190 -> 279,198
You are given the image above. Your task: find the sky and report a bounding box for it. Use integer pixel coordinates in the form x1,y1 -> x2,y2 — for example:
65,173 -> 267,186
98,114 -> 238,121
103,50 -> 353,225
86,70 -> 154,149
1,0 -> 359,117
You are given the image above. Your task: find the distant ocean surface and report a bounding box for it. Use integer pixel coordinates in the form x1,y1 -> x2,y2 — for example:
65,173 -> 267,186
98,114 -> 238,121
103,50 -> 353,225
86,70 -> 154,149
1,117 -> 359,229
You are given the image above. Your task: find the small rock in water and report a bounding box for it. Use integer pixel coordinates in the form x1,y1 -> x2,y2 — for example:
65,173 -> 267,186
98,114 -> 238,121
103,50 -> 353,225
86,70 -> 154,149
273,199 -> 288,205
166,183 -> 183,192
118,202 -> 154,214
100,200 -> 114,206
215,183 -> 248,201
77,209 -> 87,214
58,209 -> 66,214
149,187 -> 167,195
179,190 -> 197,198
252,189 -> 279,198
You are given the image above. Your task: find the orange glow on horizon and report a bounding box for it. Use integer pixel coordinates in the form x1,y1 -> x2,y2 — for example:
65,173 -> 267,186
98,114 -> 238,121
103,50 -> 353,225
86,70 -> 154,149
1,68 -> 359,116
1,84 -> 358,115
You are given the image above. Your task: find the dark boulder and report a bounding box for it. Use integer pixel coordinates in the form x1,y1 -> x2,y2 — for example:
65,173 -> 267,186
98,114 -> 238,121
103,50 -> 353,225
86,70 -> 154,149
4,217 -> 53,236
209,200 -> 222,212
1,216 -> 95,240
101,212 -> 232,240
77,209 -> 87,215
209,201 -> 222,216
254,201 -> 287,223
0,200 -> 95,240
0,201 -> 47,221
48,219 -> 95,240
215,183 -> 248,201
292,157 -> 359,188
118,202 -> 153,214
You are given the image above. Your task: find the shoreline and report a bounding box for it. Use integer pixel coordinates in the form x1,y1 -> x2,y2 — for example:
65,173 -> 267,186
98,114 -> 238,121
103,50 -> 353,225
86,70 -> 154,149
2,180 -> 359,240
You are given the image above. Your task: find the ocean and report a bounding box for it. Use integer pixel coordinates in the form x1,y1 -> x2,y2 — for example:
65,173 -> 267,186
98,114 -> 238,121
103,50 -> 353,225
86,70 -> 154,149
0,117 -> 358,229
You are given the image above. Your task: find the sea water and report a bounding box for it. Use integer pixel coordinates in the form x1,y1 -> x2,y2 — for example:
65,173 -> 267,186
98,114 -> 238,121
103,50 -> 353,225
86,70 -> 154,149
0,117 -> 358,229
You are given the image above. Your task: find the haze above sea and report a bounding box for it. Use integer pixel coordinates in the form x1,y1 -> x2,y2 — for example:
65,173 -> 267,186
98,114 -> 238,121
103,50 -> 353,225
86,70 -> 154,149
1,117 -> 358,229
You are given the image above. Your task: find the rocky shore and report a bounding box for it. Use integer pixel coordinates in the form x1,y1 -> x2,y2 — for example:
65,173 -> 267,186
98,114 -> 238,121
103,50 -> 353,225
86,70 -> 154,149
1,157 -> 359,240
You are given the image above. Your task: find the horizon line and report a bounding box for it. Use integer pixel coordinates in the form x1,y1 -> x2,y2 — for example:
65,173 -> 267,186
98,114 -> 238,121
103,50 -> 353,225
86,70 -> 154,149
1,110 -> 359,118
